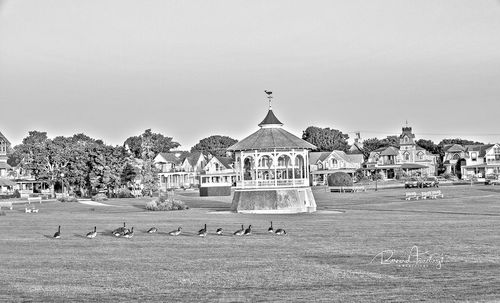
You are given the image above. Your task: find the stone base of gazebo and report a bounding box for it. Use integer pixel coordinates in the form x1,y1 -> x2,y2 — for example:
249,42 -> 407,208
231,187 -> 316,214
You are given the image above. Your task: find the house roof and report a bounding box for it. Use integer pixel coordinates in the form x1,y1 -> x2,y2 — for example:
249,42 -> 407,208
309,152 -> 331,164
0,178 -> 16,187
0,162 -> 12,170
184,151 -> 208,166
0,132 -> 10,145
218,156 -> 234,169
157,152 -> 183,165
345,154 -> 364,163
465,144 -> 494,157
228,109 -> 316,151
443,144 -> 465,153
380,146 -> 400,156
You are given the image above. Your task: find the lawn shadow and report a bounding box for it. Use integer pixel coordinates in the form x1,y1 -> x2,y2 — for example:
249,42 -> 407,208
43,235 -> 56,239
74,234 -> 87,239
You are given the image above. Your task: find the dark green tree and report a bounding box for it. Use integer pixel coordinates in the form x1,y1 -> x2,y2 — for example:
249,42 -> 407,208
191,135 -> 238,158
302,126 -> 350,152
124,129 -> 180,158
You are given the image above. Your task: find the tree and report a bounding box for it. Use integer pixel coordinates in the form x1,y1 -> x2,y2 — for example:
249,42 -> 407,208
140,129 -> 159,196
361,136 -> 401,161
438,138 -> 484,146
361,138 -> 384,161
16,131 -> 71,197
302,126 -> 350,152
124,129 -> 180,158
381,135 -> 399,148
416,139 -> 439,155
191,135 -> 238,158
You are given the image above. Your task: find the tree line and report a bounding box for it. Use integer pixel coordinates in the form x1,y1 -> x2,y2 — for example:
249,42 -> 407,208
6,126 -> 483,197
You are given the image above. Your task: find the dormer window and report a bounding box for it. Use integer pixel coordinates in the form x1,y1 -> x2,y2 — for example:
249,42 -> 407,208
471,152 -> 477,161
404,136 -> 409,143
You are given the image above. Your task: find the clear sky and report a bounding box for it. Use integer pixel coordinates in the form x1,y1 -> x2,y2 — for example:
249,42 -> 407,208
1,0 -> 500,149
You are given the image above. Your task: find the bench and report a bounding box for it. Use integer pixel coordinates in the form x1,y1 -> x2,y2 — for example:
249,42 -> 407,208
420,191 -> 432,199
405,192 -> 419,200
0,201 -> 13,210
330,186 -> 366,193
28,196 -> 42,204
430,190 -> 443,199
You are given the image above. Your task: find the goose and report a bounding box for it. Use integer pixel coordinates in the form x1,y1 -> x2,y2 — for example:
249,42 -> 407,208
25,207 -> 32,213
53,226 -> 61,239
198,224 -> 207,237
216,227 -> 223,235
267,221 -> 274,233
31,208 -> 39,213
275,228 -> 287,235
233,224 -> 244,236
147,227 -> 158,233
123,227 -> 134,238
243,225 -> 252,236
86,226 -> 97,239
169,227 -> 182,236
113,222 -> 126,237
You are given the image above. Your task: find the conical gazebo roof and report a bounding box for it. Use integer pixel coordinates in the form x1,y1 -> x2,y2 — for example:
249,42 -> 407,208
228,109 -> 316,151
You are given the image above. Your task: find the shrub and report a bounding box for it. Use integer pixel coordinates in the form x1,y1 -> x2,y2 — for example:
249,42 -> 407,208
117,188 -> 134,198
91,193 -> 108,202
58,196 -> 78,202
327,172 -> 353,187
145,198 -> 188,211
12,190 -> 20,198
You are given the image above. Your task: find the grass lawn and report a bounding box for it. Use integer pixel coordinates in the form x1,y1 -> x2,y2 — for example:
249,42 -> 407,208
1,185 -> 499,302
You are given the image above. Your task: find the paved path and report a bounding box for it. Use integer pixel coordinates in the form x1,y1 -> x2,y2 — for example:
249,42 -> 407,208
78,200 -> 117,207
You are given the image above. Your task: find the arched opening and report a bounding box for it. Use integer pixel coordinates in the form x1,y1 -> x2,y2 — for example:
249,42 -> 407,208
258,155 -> 272,168
277,154 -> 292,179
295,155 -> 305,179
243,157 -> 253,180
455,158 -> 466,179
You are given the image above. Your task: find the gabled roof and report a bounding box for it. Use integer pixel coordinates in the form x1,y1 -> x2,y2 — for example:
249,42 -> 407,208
443,144 -> 465,153
211,156 -> 234,169
156,152 -> 183,165
0,132 -> 10,144
309,152 -> 331,164
184,151 -> 209,166
380,146 -> 400,156
465,144 -> 494,157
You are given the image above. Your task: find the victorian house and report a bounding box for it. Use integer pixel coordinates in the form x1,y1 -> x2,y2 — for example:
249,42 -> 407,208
200,155 -> 235,187
366,126 -> 438,179
309,150 -> 364,185
444,143 -> 500,178
0,131 -> 16,193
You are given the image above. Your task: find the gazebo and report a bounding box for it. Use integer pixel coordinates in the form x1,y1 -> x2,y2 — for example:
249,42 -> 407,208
227,93 -> 317,213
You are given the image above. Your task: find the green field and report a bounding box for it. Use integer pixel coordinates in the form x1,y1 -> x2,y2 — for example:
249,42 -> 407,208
1,185 -> 499,302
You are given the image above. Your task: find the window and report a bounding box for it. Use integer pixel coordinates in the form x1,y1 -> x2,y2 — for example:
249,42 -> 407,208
453,153 -> 460,160
404,136 -> 409,143
404,152 -> 410,161
417,152 -> 424,160
471,152 -> 477,161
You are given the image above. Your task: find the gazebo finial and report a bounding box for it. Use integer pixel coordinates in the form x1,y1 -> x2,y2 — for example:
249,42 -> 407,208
264,90 -> 273,109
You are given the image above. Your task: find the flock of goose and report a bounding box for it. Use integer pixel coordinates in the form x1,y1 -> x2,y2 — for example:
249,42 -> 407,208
52,221 -> 287,239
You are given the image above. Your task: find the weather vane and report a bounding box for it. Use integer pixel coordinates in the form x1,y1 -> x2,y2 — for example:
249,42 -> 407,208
264,90 -> 273,109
